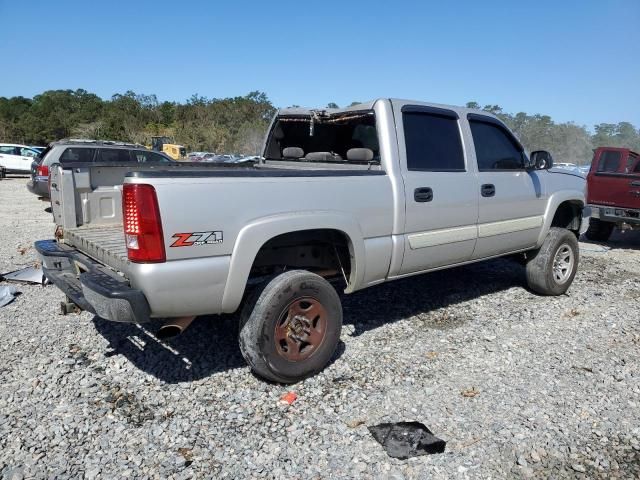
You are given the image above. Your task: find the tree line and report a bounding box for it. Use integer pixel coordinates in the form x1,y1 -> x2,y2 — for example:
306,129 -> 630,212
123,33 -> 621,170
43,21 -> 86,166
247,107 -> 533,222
0,89 -> 639,163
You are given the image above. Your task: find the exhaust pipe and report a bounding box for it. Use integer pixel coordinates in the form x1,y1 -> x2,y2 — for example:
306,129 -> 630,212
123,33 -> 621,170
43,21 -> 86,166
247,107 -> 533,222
156,316 -> 196,340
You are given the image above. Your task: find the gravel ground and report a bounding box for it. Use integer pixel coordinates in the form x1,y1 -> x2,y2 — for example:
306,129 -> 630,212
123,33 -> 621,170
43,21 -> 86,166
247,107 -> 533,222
1,176 -> 639,479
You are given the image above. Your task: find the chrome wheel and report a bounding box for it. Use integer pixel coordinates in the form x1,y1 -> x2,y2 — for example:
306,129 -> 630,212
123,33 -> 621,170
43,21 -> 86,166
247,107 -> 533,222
552,244 -> 574,285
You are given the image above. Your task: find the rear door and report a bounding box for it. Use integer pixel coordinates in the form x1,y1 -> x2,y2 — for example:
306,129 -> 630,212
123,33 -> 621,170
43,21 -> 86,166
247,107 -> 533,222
467,114 -> 547,259
587,149 -> 640,209
395,104 -> 479,274
18,147 -> 39,172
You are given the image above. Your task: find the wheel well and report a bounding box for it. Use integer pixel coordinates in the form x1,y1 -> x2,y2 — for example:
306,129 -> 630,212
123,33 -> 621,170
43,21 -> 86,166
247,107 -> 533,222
249,229 -> 353,287
551,201 -> 583,236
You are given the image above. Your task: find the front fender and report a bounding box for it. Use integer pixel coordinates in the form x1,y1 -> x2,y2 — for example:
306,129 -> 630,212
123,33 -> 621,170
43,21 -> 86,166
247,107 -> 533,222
537,190 -> 586,246
220,211 -> 365,313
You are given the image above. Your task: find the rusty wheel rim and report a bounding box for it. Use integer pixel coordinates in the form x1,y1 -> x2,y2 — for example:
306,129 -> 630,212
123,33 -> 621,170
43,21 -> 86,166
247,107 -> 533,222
274,297 -> 328,361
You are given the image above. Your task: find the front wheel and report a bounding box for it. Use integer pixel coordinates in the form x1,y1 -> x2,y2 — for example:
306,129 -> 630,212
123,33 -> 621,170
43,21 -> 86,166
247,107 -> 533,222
239,270 -> 342,383
525,227 -> 579,295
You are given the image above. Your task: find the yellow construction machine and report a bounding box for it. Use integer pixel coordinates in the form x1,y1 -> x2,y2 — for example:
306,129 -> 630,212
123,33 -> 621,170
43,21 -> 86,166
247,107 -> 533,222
150,136 -> 187,160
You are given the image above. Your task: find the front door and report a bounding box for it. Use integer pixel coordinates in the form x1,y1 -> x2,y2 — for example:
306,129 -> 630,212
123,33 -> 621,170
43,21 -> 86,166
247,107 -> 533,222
396,104 -> 479,274
0,146 -> 20,171
467,115 -> 547,259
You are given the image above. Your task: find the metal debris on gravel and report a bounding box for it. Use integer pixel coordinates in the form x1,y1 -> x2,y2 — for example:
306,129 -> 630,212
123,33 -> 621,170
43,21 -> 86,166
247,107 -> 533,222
0,177 -> 639,478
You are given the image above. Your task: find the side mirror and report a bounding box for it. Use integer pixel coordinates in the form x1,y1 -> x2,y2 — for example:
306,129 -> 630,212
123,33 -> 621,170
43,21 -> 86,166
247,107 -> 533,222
529,150 -> 554,170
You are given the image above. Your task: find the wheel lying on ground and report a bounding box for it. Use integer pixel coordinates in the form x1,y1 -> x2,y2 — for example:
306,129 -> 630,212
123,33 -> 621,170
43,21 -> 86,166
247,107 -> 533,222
239,270 -> 343,383
585,218 -> 614,242
525,227 -> 579,295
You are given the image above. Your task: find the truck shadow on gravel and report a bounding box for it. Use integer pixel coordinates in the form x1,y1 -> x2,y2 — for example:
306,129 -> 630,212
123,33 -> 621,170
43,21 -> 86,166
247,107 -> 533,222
92,313 -> 249,383
341,258 -> 524,336
92,258 -> 523,383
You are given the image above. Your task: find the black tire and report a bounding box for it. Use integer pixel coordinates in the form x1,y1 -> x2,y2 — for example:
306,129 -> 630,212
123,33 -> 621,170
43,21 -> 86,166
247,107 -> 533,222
525,227 -> 579,295
238,270 -> 342,383
585,218 -> 614,242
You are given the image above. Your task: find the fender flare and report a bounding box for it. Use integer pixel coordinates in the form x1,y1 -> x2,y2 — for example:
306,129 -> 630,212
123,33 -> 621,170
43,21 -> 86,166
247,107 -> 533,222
537,190 -> 585,246
221,211 -> 365,313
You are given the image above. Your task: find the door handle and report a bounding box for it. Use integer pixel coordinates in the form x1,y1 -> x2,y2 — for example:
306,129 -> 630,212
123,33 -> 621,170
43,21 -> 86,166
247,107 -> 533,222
630,181 -> 640,187
414,187 -> 433,202
481,184 -> 495,197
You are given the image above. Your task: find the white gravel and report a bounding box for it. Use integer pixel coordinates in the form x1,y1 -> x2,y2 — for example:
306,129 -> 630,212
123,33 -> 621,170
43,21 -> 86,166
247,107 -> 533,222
1,176 -> 639,479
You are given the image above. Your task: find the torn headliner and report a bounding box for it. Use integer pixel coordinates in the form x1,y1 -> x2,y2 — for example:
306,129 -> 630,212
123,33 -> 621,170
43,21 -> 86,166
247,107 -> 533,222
277,99 -> 379,117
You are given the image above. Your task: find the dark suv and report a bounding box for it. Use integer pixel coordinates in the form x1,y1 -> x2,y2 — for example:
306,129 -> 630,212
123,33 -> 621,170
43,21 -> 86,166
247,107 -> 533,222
27,139 -> 174,198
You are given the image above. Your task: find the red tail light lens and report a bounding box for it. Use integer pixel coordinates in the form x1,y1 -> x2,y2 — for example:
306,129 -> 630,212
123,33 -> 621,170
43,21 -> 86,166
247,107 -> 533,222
123,184 -> 166,263
37,165 -> 49,177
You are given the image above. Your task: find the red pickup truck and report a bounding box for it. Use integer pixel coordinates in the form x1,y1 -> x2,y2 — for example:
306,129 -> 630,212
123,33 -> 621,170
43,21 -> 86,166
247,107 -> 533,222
586,147 -> 640,241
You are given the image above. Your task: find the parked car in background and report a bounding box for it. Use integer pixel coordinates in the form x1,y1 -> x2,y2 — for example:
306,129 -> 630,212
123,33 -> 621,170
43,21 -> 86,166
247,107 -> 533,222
187,152 -> 207,162
0,143 -> 41,173
30,146 -> 47,154
201,153 -> 218,162
578,165 -> 591,175
585,147 -> 640,241
27,139 -> 174,198
554,162 -> 578,170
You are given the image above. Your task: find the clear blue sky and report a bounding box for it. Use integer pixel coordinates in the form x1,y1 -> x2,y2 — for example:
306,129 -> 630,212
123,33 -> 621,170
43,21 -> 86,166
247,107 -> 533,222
1,0 -> 638,128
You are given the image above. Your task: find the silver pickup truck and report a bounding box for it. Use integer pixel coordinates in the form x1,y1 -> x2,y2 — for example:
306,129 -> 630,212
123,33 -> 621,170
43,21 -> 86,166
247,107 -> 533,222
36,99 -> 588,383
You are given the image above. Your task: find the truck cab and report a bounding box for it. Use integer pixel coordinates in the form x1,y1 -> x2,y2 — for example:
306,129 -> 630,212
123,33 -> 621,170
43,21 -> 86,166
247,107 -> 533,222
586,147 -> 640,241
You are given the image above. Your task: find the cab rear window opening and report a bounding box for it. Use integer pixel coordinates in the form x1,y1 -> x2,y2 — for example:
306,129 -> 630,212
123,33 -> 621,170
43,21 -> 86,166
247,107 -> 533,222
264,111 -> 380,164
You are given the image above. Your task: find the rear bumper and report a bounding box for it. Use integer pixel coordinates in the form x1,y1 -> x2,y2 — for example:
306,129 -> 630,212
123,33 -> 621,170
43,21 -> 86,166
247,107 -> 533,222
26,178 -> 49,197
589,204 -> 640,225
35,240 -> 150,323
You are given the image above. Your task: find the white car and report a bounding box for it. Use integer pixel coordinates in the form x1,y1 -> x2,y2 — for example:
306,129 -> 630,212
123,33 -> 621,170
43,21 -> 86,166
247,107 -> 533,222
0,144 -> 41,174
554,162 -> 578,169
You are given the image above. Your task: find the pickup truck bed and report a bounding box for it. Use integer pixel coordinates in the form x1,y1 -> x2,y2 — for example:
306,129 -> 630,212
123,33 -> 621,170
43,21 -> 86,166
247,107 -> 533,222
65,225 -> 128,273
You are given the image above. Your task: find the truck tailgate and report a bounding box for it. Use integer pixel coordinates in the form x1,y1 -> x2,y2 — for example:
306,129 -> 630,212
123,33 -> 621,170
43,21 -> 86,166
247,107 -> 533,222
64,224 -> 129,273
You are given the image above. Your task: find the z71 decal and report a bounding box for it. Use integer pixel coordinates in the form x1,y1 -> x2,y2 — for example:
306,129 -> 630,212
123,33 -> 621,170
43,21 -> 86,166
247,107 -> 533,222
171,231 -> 223,247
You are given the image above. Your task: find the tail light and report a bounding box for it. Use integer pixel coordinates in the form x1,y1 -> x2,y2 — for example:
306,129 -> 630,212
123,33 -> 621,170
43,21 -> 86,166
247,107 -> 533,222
37,165 -> 49,177
122,184 -> 166,263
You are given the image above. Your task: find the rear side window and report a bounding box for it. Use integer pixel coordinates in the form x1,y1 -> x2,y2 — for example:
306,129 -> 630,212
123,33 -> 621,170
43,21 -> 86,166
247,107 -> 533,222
469,120 -> 524,171
132,150 -> 171,162
96,149 -> 133,163
59,148 -> 96,163
597,151 -> 621,172
403,112 -> 464,171
0,146 -> 17,155
20,147 -> 39,157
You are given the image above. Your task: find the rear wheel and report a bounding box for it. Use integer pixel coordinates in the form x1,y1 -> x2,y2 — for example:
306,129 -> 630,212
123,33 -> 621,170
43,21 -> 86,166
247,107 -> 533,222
239,270 -> 342,383
585,218 -> 614,242
525,227 -> 579,295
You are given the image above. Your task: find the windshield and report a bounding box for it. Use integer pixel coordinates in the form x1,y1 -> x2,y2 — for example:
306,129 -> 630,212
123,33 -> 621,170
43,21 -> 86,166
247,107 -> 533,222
264,110 -> 380,164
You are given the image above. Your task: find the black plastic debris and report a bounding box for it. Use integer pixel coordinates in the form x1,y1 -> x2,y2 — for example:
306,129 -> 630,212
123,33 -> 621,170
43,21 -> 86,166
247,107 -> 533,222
368,421 -> 446,459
